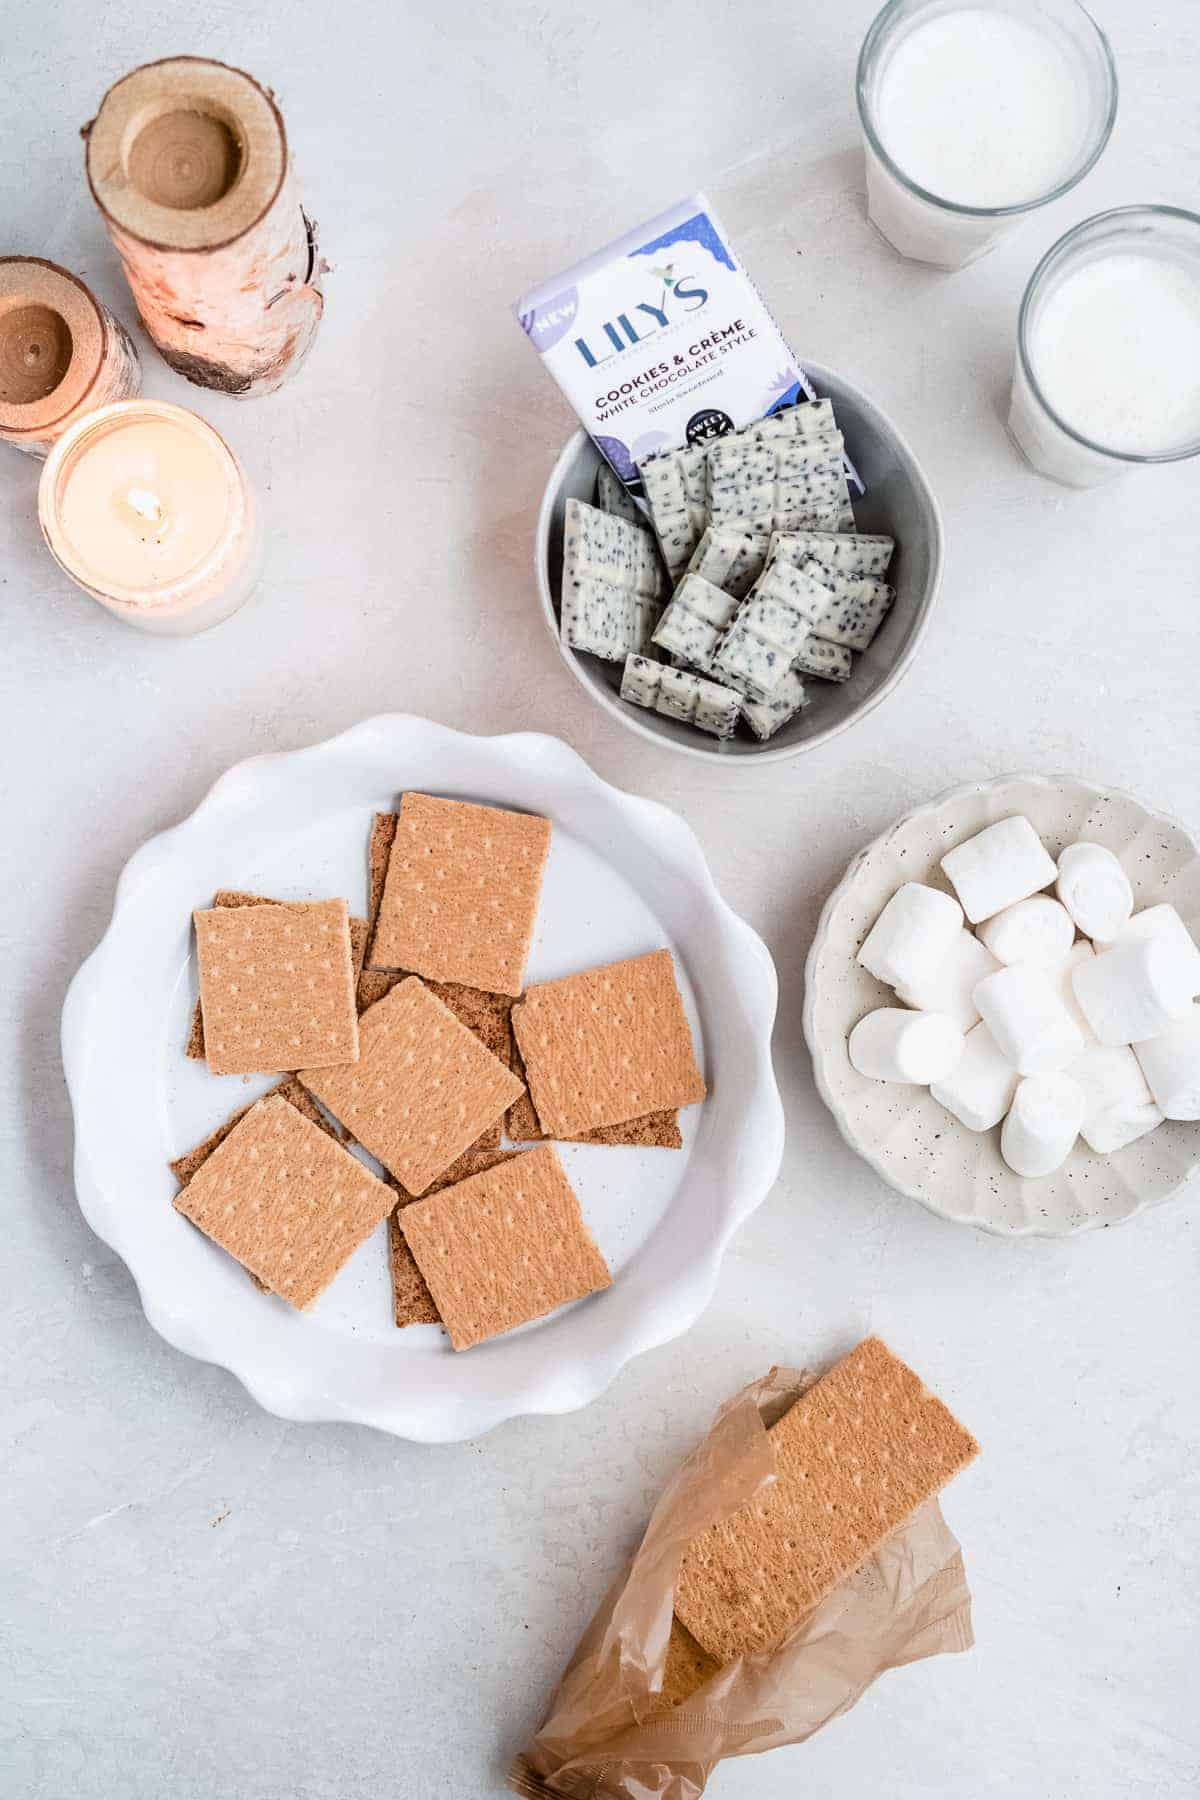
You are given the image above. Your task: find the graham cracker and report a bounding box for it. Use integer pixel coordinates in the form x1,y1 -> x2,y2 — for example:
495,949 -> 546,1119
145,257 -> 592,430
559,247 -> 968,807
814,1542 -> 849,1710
299,977 -> 523,1195
399,1145 -> 611,1350
194,897 -> 360,1077
173,1094 -> 394,1309
506,1036 -> 682,1148
170,1078 -> 343,1294
368,792 -> 551,997
185,889 -> 283,1060
356,970 -> 514,1153
363,811 -> 399,965
658,1619 -> 723,1710
170,1078 -> 343,1186
673,1338 -> 980,1663
387,1147 -> 519,1327
510,949 -> 705,1139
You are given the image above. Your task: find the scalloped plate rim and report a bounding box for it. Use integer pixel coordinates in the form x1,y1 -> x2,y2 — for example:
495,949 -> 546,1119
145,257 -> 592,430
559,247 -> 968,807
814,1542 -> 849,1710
61,715 -> 784,1440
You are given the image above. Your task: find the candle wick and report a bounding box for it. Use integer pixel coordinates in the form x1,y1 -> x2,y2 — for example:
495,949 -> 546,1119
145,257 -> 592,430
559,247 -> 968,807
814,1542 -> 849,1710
125,485 -> 165,526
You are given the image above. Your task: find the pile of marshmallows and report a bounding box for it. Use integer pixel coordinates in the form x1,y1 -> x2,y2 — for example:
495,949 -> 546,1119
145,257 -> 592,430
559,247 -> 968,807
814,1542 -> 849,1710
849,816 -> 1200,1177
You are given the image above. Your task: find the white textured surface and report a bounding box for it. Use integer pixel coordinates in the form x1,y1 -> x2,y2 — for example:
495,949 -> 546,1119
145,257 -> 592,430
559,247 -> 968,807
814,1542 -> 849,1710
3,1 -> 1198,1797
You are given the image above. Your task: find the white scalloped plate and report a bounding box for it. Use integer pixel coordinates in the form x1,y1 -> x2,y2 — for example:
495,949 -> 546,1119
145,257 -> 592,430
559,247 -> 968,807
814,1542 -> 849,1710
62,717 -> 783,1439
804,774 -> 1200,1237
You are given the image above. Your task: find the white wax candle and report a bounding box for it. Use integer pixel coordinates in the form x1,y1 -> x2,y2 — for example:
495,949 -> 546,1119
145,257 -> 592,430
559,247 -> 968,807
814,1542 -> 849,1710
38,400 -> 260,634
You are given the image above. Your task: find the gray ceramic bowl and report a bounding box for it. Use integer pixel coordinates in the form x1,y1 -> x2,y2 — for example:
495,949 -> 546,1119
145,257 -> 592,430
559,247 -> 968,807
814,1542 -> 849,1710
535,362 -> 943,762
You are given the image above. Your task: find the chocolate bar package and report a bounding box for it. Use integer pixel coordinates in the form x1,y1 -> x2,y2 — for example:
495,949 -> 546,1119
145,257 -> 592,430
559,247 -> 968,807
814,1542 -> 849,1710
514,194 -> 838,494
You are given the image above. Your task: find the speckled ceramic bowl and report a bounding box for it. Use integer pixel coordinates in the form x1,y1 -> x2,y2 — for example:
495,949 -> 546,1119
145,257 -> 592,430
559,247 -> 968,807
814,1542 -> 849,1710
804,774 -> 1200,1237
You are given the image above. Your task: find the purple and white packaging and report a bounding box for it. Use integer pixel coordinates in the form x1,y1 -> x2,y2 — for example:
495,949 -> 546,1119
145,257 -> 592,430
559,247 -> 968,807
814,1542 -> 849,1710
514,194 -> 857,495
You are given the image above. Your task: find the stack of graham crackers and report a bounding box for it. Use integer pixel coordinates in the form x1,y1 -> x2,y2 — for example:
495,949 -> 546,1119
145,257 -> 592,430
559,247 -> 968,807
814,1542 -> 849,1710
170,793 -> 706,1349
663,1337 -> 979,1699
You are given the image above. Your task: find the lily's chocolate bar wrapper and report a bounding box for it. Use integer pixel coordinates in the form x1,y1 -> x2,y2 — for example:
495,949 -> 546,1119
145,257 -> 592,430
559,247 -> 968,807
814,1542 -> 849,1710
514,194 -> 862,497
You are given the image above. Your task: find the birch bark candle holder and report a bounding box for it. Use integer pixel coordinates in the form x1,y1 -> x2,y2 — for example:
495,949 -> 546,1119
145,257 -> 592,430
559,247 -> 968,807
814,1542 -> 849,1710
38,399 -> 262,635
84,56 -> 324,399
0,258 -> 141,457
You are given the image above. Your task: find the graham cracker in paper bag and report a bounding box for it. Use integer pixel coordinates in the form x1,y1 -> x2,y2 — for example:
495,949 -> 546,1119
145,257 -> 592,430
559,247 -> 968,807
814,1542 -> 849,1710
509,1357 -> 975,1800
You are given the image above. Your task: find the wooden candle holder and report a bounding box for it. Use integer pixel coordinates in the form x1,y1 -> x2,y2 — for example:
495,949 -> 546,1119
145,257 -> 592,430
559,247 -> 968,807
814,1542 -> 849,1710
0,258 -> 141,457
84,57 -> 325,400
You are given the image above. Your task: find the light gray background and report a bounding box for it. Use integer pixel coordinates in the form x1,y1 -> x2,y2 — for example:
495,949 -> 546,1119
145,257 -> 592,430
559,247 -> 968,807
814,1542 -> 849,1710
4,2 -> 1198,1795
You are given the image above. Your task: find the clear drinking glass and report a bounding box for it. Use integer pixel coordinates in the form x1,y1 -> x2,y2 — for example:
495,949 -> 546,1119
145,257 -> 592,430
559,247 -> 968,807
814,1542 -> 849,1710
1009,205 -> 1200,487
856,0 -> 1118,270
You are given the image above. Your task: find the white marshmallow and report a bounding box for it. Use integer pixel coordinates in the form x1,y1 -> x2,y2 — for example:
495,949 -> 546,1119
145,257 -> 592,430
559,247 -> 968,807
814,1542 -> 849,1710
1134,1006 -> 1200,1119
976,894 -> 1075,967
1069,1043 -> 1162,1153
1110,904 -> 1200,992
1001,1074 -> 1085,1177
930,1021 -> 1019,1132
1053,939 -> 1097,1042
847,1007 -> 964,1084
940,816 -> 1058,924
857,882 -> 963,990
1055,842 -> 1133,942
894,928 -> 1000,1032
974,963 -> 1085,1075
1072,934 -> 1198,1046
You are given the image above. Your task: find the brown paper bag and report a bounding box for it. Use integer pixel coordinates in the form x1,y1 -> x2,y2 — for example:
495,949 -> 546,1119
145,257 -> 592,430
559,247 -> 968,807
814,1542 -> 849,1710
509,1367 -> 973,1800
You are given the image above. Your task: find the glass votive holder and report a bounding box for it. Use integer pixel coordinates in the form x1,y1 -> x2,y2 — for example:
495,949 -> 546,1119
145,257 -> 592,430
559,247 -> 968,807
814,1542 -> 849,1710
38,400 -> 262,634
1008,205 -> 1200,487
856,0 -> 1117,270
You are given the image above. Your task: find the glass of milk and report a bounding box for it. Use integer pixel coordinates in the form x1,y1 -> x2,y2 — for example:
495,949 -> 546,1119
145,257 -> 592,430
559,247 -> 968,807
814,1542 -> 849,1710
1009,206 -> 1200,487
857,0 -> 1117,269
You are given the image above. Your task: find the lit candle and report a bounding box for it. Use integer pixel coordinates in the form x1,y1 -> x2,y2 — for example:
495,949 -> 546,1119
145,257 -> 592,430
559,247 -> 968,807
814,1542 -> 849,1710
38,400 -> 261,633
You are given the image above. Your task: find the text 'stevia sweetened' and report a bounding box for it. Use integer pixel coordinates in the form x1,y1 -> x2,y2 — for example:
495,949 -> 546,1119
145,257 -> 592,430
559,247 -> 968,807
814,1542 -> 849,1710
514,193 -> 834,492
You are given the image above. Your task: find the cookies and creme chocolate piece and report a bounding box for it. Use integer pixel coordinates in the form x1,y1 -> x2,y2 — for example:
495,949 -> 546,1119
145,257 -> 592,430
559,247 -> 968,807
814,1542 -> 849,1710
652,572 -> 741,674
173,1095 -> 394,1310
399,1145 -> 611,1350
741,669 -> 810,741
560,496 -> 667,660
619,655 -> 742,740
368,792 -> 550,997
387,1146 -> 521,1328
795,559 -> 894,652
673,1336 -> 979,1662
791,635 -> 852,683
595,461 -> 641,524
712,557 -> 844,700
707,424 -> 846,542
685,523 -> 768,599
511,948 -> 705,1139
193,897 -> 360,1077
638,440 -> 713,580
770,526 -> 894,579
300,977 -> 522,1195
